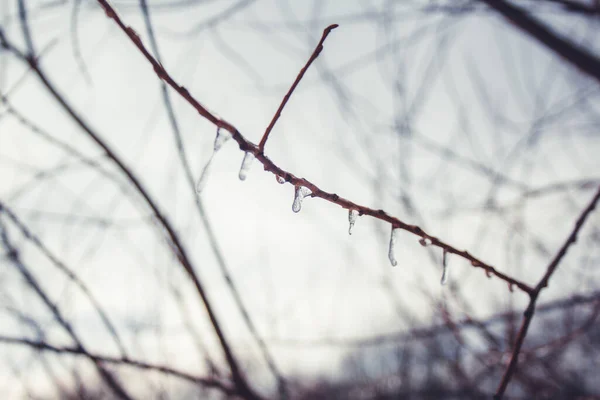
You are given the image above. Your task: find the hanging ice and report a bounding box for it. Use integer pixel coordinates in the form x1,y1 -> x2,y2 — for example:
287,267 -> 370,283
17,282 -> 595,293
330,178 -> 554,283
196,127 -> 232,193
388,226 -> 399,267
440,249 -> 449,285
276,175 -> 286,184
348,209 -> 359,235
419,237 -> 432,247
213,127 -> 232,152
292,186 -> 311,213
238,152 -> 255,181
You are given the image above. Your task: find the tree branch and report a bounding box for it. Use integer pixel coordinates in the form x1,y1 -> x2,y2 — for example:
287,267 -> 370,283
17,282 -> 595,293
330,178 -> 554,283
494,184 -> 600,399
480,0 -> 600,84
93,0 -> 535,295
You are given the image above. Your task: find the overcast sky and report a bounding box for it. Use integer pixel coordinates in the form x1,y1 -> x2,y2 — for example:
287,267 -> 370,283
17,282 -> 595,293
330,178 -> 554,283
1,0 -> 599,397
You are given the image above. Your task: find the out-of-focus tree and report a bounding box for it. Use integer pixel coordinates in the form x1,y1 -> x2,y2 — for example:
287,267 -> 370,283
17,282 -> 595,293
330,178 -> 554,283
0,0 -> 599,399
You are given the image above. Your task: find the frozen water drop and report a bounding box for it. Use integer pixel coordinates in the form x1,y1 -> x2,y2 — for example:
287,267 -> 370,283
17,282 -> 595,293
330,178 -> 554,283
213,127 -> 232,152
276,175 -> 286,184
388,226 -> 399,267
419,237 -> 432,247
238,152 -> 255,181
292,186 -> 311,213
440,249 -> 449,285
348,209 -> 359,235
485,268 -> 493,278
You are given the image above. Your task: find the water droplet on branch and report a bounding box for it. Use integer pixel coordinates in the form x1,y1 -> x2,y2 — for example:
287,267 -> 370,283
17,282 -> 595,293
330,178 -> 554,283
292,186 -> 311,213
276,175 -> 285,184
214,127 -> 232,152
388,226 -> 399,267
348,210 -> 359,235
440,249 -> 449,285
238,152 -> 255,181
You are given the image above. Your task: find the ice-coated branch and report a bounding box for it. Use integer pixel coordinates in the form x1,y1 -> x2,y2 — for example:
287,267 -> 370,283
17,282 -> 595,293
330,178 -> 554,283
94,0 -> 535,296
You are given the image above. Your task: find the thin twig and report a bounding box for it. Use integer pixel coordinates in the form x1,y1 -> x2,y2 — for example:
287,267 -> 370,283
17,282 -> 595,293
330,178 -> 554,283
0,201 -> 128,358
0,335 -> 237,396
138,0 -> 286,396
494,184 -> 600,399
0,22 -> 261,400
480,0 -> 600,84
0,217 -> 133,400
258,23 -> 338,151
268,289 -> 600,348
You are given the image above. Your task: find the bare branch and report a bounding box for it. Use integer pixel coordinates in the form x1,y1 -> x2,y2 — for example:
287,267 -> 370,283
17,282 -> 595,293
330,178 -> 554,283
494,184 -> 600,399
0,335 -> 237,396
480,0 -> 600,84
258,23 -> 338,151
93,0 -> 535,295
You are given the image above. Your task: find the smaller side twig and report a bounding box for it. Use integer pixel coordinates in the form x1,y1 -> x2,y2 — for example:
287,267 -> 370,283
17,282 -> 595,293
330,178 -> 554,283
258,24 -> 338,151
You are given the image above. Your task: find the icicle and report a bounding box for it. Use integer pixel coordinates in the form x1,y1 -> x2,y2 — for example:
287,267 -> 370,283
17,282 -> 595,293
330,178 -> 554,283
388,226 -> 399,267
292,186 -> 311,213
508,283 -> 514,293
213,127 -> 232,152
485,268 -> 492,278
419,237 -> 432,247
238,152 -> 255,181
196,127 -> 232,193
440,249 -> 449,285
276,175 -> 286,184
348,210 -> 359,235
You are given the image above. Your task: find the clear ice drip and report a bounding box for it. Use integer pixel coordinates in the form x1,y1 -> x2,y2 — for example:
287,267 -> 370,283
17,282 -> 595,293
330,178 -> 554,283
276,175 -> 286,184
348,209 -> 359,235
238,152 -> 255,181
213,127 -> 232,152
292,186 -> 311,213
196,127 -> 232,193
388,226 -> 399,267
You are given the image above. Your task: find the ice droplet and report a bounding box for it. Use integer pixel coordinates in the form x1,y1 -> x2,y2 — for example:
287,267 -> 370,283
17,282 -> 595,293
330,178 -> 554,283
214,127 -> 232,152
440,249 -> 449,285
419,237 -> 432,247
276,175 -> 286,184
238,152 -> 255,181
388,226 -> 399,267
292,186 -> 311,213
348,209 -> 359,235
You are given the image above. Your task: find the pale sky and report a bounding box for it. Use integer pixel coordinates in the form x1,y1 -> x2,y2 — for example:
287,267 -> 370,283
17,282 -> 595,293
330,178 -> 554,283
1,0 -> 599,397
